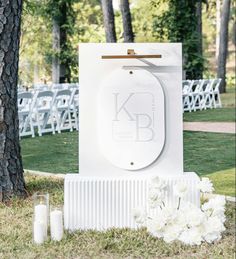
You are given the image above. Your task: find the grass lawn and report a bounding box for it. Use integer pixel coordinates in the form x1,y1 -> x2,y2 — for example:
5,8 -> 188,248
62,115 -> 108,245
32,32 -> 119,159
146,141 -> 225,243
21,131 -> 78,174
221,87 -> 236,108
206,168 -> 235,197
184,131 -> 235,175
183,107 -> 235,122
21,131 -> 235,175
21,131 -> 235,196
0,174 -> 235,259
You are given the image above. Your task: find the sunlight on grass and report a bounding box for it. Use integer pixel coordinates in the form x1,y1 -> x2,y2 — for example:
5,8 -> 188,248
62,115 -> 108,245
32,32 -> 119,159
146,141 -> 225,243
206,168 -> 235,197
221,87 -> 236,108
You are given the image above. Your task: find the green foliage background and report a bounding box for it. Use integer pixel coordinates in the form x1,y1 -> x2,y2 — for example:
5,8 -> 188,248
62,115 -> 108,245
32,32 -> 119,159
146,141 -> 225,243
19,0 -> 235,85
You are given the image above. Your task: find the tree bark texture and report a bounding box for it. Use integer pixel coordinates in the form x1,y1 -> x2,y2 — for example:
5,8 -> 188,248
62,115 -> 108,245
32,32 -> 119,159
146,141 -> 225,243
196,0 -> 203,78
58,1 -> 70,83
0,0 -> 26,201
52,19 -> 60,84
216,0 -> 221,60
217,0 -> 231,93
120,0 -> 134,42
101,0 -> 117,42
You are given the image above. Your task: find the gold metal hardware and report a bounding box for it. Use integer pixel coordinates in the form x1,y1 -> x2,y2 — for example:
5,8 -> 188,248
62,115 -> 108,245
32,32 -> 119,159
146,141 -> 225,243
101,49 -> 162,59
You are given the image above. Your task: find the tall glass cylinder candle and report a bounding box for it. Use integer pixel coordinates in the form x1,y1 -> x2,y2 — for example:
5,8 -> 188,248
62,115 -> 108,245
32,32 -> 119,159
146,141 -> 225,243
33,192 -> 49,244
50,205 -> 64,241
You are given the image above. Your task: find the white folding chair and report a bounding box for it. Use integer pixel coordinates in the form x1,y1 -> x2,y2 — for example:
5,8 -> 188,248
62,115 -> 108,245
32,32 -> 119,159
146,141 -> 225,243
201,79 -> 215,109
33,83 -> 49,92
69,88 -> 79,130
52,83 -> 71,91
191,80 -> 205,111
68,83 -> 79,91
182,80 -> 193,112
212,78 -> 222,108
199,79 -> 211,110
53,89 -> 73,133
18,92 -> 35,138
32,90 -> 56,136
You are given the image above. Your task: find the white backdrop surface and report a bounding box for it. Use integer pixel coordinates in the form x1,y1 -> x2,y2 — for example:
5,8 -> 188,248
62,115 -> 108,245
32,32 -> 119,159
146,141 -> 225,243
79,43 -> 183,177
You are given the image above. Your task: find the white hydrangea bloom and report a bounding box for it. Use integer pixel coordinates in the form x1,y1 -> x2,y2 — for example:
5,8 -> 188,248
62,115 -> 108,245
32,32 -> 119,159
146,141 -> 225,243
197,177 -> 214,193
173,182 -> 188,198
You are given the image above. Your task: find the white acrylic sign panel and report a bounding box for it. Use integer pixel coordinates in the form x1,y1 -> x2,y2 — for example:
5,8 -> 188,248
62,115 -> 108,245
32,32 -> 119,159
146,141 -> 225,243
98,68 -> 165,170
79,43 -> 183,177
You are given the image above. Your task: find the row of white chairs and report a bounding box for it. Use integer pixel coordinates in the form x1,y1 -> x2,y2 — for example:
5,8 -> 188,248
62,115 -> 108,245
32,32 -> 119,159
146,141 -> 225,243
18,79 -> 222,138
182,79 -> 222,112
18,83 -> 79,93
18,88 -> 79,138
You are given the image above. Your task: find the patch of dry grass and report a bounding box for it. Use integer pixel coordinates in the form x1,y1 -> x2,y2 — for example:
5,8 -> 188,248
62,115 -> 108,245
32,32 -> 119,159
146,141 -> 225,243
0,175 -> 235,259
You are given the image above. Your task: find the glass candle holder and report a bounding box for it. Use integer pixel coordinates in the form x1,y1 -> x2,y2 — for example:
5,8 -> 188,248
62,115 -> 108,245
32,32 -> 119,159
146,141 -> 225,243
33,192 -> 49,244
50,205 -> 64,241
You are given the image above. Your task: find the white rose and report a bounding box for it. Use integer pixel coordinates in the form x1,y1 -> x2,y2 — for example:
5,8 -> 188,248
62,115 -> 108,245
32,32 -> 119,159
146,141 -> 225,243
148,188 -> 165,208
197,177 -> 214,193
146,218 -> 165,238
202,195 -> 226,222
161,206 -> 177,223
163,224 -> 182,243
183,207 -> 206,227
202,216 -> 225,243
175,211 -> 188,229
204,232 -> 222,243
173,182 -> 188,198
179,227 -> 203,245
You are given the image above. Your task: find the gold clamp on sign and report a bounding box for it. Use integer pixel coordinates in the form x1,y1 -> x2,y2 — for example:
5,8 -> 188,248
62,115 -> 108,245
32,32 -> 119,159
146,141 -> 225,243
101,49 -> 162,59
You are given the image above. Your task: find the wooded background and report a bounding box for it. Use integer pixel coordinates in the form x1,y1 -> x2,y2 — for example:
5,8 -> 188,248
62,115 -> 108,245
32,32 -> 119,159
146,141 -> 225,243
0,0 -> 234,200
20,0 -> 235,92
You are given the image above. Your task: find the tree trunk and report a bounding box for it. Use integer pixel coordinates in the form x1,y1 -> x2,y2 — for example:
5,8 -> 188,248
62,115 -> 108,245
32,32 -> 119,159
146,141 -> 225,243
52,19 -> 60,84
196,0 -> 203,78
217,0 -> 231,93
216,0 -> 221,61
52,1 -> 71,84
101,0 -> 117,42
0,0 -> 26,201
120,0 -> 134,42
59,1 -> 70,83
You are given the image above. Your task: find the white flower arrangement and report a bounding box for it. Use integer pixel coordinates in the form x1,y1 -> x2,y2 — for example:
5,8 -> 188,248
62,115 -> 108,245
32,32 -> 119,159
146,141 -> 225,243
133,177 -> 226,246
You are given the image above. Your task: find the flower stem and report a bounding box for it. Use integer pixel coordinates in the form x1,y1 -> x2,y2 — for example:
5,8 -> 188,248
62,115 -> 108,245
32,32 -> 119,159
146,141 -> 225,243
177,197 -> 181,210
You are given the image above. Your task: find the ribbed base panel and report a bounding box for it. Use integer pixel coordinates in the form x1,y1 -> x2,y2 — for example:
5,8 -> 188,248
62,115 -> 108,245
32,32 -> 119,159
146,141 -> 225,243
64,173 -> 200,231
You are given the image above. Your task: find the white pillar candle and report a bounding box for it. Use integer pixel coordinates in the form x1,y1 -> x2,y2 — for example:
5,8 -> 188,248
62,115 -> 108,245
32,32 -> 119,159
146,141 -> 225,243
35,204 -> 47,222
50,210 -> 63,241
33,221 -> 45,244
34,204 -> 48,237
